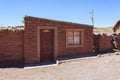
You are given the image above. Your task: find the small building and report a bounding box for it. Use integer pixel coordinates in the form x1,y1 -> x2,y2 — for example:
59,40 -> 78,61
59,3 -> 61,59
113,20 -> 120,34
24,16 -> 93,63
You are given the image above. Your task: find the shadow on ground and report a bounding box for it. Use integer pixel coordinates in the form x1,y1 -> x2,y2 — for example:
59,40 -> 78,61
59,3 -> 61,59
57,49 -> 116,61
0,61 -> 24,68
0,49 -> 117,68
24,61 -> 56,68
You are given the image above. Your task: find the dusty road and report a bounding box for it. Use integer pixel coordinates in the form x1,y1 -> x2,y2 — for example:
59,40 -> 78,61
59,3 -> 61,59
0,52 -> 120,80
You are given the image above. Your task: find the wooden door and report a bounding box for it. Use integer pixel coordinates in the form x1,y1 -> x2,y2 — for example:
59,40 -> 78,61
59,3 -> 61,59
40,29 -> 54,62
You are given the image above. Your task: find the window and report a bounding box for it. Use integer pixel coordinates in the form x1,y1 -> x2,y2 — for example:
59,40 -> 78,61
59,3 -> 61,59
66,29 -> 83,47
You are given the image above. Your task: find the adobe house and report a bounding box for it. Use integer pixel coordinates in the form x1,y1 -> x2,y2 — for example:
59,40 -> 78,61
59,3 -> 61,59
113,20 -> 120,33
24,16 -> 93,63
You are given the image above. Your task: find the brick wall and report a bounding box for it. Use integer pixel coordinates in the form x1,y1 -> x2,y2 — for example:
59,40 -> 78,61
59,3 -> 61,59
24,16 -> 93,63
24,17 -> 38,63
99,34 -> 113,52
0,16 -> 114,64
57,26 -> 93,57
0,30 -> 24,62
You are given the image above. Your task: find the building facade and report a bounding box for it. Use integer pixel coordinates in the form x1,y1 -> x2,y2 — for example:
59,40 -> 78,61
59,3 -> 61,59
24,16 -> 93,63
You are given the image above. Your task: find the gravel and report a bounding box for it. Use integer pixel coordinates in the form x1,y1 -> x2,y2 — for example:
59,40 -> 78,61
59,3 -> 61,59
0,52 -> 120,80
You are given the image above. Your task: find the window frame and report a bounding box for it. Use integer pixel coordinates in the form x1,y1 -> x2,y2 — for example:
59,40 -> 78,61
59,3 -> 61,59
66,29 -> 84,48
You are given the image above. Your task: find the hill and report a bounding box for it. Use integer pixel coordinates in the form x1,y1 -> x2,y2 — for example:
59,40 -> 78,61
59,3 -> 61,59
94,27 -> 113,35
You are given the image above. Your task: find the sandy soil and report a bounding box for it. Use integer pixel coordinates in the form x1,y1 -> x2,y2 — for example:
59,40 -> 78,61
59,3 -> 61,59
0,52 -> 120,80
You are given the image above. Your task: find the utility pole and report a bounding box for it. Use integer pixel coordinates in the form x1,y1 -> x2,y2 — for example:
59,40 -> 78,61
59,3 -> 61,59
90,10 -> 94,27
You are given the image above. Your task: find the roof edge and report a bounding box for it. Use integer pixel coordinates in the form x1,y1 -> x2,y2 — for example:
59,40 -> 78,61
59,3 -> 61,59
113,20 -> 120,31
25,16 -> 93,28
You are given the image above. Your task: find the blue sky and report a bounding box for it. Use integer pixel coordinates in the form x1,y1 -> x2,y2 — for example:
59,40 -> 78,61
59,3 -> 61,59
0,0 -> 120,27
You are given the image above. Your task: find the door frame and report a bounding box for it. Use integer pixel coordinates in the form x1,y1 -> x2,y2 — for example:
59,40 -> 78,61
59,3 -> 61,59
37,26 -> 57,62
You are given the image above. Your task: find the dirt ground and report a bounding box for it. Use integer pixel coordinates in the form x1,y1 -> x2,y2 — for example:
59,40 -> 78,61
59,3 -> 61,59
0,52 -> 120,80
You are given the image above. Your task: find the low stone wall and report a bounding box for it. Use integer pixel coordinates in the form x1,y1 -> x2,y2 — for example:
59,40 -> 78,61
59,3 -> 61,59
94,33 -> 113,53
99,34 -> 113,52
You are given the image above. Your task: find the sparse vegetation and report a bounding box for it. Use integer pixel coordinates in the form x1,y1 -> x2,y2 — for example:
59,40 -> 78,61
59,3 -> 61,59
94,27 -> 113,34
